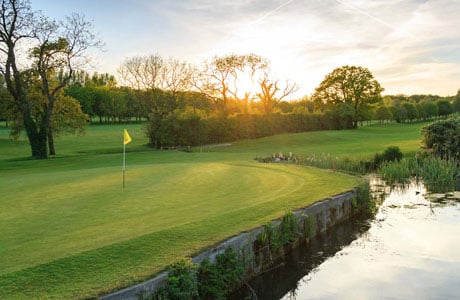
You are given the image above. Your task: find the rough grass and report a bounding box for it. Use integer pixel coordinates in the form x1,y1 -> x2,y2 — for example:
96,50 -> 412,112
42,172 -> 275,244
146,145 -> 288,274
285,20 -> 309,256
0,122 -> 426,299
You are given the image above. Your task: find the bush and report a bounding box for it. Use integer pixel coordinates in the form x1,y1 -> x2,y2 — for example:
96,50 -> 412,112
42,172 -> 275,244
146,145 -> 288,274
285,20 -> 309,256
197,259 -> 226,300
278,211 -> 300,245
422,118 -> 460,160
373,146 -> 403,169
382,146 -> 403,162
351,184 -> 373,214
154,259 -> 198,300
197,247 -> 244,299
145,112 -> 356,149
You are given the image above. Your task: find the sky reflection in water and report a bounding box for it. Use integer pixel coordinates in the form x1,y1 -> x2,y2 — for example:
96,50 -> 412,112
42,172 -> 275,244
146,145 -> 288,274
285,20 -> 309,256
282,180 -> 460,300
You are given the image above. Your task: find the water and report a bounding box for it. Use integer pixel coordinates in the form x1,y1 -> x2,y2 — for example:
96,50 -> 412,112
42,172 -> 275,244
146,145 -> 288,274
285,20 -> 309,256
232,178 -> 460,300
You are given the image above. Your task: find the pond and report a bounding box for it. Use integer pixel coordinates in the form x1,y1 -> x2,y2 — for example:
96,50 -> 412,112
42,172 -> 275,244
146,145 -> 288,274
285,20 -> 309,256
231,177 -> 460,299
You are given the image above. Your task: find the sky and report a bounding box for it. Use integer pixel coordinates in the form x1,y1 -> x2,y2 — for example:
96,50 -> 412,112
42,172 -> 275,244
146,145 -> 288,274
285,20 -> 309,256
32,0 -> 460,98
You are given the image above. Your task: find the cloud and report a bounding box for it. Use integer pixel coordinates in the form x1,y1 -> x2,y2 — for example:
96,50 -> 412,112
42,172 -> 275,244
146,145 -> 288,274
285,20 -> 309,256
39,0 -> 459,96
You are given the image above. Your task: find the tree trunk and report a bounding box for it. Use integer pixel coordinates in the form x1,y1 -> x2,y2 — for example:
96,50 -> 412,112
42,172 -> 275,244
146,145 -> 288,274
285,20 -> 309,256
22,109 -> 48,159
48,129 -> 56,156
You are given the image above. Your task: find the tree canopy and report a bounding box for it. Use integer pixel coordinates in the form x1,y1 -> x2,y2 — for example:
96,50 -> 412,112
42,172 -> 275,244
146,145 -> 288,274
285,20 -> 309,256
0,0 -> 101,158
312,65 -> 383,128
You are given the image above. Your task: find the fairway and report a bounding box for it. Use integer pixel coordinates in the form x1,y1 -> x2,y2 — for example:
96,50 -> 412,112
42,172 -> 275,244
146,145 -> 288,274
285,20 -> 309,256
0,122 -> 427,299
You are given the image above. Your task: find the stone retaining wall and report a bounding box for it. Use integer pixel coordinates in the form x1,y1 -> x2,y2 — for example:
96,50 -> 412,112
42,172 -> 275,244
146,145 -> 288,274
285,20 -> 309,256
101,189 -> 358,300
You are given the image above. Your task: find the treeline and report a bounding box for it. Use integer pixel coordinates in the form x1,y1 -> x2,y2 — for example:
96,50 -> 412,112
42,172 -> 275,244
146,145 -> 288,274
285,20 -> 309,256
62,71 -> 460,148
3,50 -> 460,152
375,94 -> 460,123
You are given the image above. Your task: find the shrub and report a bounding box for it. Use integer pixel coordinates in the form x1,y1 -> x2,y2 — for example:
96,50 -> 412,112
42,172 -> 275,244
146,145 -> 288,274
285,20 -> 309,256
303,214 -> 316,238
154,258 -> 198,300
373,146 -> 403,169
351,184 -> 373,214
422,118 -> 460,160
197,247 -> 244,299
382,146 -> 403,162
278,211 -> 300,245
197,259 -> 226,300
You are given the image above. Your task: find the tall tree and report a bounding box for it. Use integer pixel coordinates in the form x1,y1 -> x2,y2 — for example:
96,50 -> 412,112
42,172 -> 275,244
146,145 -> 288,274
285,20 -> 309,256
118,54 -> 193,148
312,65 -> 383,128
256,75 -> 298,115
9,87 -> 88,152
194,53 -> 268,116
437,99 -> 454,117
118,54 -> 164,90
0,0 -> 101,158
453,90 -> 460,113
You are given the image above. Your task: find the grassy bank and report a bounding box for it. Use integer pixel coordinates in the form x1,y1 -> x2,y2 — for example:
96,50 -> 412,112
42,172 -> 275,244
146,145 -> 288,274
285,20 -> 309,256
0,122 -> 426,299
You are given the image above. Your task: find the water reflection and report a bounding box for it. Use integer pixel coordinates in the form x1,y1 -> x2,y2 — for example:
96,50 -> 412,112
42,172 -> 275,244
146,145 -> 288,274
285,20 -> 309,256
232,178 -> 460,300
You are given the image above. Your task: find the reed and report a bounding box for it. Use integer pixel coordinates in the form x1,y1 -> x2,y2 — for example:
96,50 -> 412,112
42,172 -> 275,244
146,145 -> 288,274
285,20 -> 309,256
301,153 -> 370,175
379,155 -> 459,192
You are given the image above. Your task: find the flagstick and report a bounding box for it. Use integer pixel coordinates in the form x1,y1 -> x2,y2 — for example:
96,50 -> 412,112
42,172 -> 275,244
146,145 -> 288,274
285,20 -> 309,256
123,142 -> 126,189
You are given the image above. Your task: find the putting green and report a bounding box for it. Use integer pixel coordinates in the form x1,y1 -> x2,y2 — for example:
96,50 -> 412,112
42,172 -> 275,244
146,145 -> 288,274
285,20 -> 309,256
0,158 -> 355,277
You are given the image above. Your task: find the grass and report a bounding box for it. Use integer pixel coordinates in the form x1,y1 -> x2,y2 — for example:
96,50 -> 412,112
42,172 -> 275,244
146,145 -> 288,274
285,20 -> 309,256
379,156 -> 460,192
214,122 -> 424,158
0,122 -> 427,299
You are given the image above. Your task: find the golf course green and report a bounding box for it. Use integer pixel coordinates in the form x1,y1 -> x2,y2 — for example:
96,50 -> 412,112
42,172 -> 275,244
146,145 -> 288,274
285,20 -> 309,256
0,122 -> 427,299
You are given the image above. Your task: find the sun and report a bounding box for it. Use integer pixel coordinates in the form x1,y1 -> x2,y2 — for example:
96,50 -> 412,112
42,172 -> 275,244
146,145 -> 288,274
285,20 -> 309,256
233,73 -> 260,100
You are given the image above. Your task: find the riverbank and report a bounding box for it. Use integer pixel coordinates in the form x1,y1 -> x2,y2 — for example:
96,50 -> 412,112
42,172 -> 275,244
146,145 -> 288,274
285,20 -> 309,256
102,184 -> 370,300
234,178 -> 460,299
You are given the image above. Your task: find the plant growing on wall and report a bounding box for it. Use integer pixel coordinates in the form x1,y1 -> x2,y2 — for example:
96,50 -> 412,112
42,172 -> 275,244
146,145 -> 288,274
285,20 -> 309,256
197,247 -> 244,299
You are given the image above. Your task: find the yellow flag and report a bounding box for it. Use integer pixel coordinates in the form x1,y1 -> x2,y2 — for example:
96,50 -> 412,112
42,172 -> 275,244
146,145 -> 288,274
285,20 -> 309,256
123,129 -> 132,145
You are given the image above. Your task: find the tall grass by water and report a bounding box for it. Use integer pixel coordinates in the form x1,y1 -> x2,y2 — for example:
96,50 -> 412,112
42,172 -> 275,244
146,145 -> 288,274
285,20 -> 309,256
379,156 -> 460,192
301,153 -> 370,175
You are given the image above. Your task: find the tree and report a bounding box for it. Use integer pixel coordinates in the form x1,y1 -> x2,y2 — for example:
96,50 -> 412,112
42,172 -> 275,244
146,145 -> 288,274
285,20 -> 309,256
194,53 -> 268,116
118,54 -> 164,90
9,87 -> 88,152
422,119 -> 460,160
256,75 -> 298,115
401,101 -> 418,122
0,0 -> 101,158
375,105 -> 392,123
312,65 -> 383,128
390,105 -> 407,123
420,100 -> 438,120
0,75 -> 15,126
453,90 -> 460,113
437,99 -> 454,118
118,54 -> 193,147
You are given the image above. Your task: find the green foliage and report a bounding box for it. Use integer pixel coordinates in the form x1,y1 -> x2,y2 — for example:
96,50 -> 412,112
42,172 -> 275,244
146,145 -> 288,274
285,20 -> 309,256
454,91 -> 460,112
154,259 -> 198,300
303,214 -> 316,238
437,99 -> 454,117
401,101 -> 418,121
197,259 -> 226,300
312,65 -> 383,128
378,158 -> 414,184
145,112 -> 358,149
278,211 -> 300,245
255,221 -> 281,252
422,118 -> 460,160
379,156 -> 459,192
153,247 -> 247,300
375,105 -> 392,123
215,247 -> 244,290
373,146 -> 403,169
302,153 -> 369,174
352,184 -> 373,214
382,146 -> 403,162
255,211 -> 300,256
